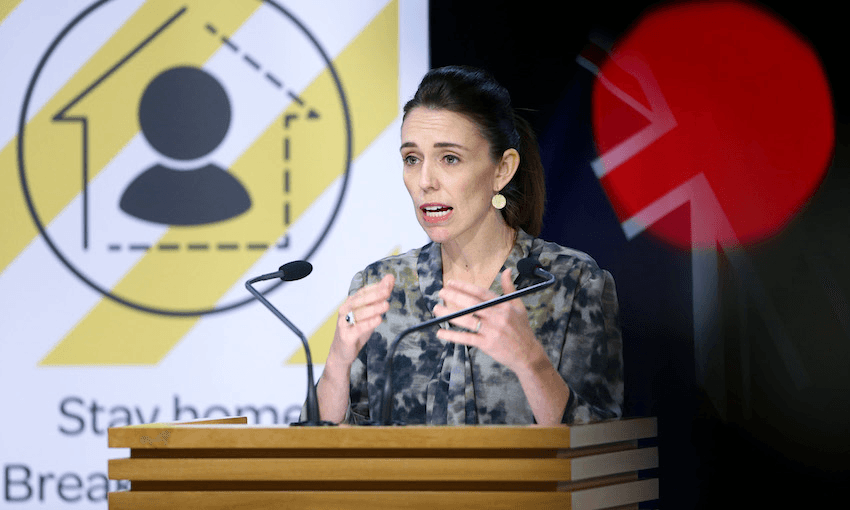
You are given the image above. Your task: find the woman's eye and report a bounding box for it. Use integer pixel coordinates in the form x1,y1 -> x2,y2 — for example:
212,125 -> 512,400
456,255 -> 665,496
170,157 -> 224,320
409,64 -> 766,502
444,155 -> 459,164
403,155 -> 419,165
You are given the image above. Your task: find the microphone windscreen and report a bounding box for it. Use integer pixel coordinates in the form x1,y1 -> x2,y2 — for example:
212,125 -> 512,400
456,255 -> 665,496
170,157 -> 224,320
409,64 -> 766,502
279,260 -> 313,281
516,257 -> 540,277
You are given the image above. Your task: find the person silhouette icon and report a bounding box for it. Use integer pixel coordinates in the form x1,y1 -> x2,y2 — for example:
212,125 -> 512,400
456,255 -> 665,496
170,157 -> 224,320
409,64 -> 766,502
120,65 -> 251,225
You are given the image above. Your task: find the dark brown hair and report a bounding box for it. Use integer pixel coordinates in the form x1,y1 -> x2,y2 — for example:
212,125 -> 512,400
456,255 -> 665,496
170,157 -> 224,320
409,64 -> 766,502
403,66 -> 546,236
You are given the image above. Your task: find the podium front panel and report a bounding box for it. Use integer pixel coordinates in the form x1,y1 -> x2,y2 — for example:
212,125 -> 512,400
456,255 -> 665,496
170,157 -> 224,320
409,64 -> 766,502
108,416 -> 658,509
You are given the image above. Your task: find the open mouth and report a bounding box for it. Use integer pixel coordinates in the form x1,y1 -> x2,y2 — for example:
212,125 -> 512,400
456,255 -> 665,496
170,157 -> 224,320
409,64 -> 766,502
423,205 -> 451,216
421,204 -> 452,221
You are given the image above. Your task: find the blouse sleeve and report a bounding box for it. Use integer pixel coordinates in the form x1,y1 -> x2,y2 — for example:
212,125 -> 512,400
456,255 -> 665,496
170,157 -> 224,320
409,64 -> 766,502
342,270 -> 372,424
559,266 -> 624,424
302,270 -> 372,424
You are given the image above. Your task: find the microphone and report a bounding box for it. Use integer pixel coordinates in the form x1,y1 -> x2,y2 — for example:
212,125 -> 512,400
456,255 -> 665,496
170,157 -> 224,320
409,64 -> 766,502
516,257 -> 553,281
376,257 -> 556,425
245,260 -> 334,426
250,260 -> 314,282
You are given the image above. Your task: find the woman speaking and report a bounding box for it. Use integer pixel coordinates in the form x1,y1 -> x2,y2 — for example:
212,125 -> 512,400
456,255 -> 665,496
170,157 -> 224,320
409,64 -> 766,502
316,66 -> 623,426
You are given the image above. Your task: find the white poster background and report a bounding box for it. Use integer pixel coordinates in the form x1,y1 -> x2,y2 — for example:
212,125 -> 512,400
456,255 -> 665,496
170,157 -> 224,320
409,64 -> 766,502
0,0 -> 429,506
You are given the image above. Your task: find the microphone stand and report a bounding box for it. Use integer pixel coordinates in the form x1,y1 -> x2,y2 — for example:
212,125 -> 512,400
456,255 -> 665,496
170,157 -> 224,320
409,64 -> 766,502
376,265 -> 555,425
245,270 -> 335,426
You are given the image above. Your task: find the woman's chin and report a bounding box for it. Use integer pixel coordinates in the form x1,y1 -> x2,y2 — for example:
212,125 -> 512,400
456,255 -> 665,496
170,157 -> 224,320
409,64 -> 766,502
420,224 -> 452,244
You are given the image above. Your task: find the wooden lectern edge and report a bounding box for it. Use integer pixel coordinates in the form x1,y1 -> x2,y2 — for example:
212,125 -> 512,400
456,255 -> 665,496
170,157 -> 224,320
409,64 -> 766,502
570,416 -> 657,449
108,416 -> 249,430
111,416 -> 651,430
108,416 -> 657,450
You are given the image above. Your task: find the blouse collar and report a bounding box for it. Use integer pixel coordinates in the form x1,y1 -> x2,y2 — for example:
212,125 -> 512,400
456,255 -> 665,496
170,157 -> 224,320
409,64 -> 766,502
415,229 -> 535,320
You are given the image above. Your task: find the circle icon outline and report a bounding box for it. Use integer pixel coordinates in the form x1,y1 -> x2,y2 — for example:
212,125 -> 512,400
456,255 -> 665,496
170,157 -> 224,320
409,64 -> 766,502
17,0 -> 353,316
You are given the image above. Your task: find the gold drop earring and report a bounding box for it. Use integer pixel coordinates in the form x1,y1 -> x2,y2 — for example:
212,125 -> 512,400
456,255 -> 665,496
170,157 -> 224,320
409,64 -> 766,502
491,193 -> 506,210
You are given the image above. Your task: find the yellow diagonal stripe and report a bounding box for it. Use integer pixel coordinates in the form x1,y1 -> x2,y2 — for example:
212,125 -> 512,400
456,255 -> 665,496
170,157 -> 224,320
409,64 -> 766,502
2,0 -> 258,271
290,305 -> 340,365
41,0 -> 399,365
0,0 -> 24,25
0,0 -> 28,270
0,143 -> 34,270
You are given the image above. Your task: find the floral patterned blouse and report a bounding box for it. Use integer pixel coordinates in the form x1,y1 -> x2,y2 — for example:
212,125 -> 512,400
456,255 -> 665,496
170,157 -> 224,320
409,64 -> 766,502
340,229 -> 623,425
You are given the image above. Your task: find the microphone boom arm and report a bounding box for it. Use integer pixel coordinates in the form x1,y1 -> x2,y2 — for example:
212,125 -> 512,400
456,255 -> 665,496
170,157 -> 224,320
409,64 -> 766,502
245,273 -> 327,426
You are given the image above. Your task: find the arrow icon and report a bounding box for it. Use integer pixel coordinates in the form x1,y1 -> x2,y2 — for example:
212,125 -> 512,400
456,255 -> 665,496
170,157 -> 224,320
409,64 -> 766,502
52,6 -> 187,249
581,34 -> 812,417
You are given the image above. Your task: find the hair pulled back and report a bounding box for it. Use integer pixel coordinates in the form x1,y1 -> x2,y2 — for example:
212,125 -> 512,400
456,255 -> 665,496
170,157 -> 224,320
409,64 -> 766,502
403,66 -> 546,237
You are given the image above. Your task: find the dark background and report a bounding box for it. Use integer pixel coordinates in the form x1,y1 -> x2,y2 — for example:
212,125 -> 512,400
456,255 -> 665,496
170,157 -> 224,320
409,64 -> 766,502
430,1 -> 849,507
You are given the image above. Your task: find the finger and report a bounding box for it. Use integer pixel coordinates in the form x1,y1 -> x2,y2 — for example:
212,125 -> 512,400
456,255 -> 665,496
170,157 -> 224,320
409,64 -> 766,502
345,314 -> 383,339
380,273 -> 395,290
438,285 -> 492,313
345,299 -> 390,325
436,327 -> 482,348
433,303 -> 482,332
351,281 -> 392,308
499,268 -> 529,313
335,275 -> 393,349
349,275 -> 394,322
346,274 -> 395,310
331,315 -> 382,365
501,268 -> 516,293
442,278 -> 496,302
335,305 -> 385,353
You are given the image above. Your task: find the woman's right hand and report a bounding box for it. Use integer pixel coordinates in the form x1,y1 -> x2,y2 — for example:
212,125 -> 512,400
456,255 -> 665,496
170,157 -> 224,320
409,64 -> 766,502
318,273 -> 395,423
328,273 -> 395,367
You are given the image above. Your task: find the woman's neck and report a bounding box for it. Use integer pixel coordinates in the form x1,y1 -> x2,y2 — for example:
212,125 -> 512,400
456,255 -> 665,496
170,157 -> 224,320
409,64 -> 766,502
441,219 -> 516,289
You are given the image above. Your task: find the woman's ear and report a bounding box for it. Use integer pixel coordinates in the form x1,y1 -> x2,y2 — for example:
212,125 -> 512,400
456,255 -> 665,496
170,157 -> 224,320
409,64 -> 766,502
494,148 -> 520,191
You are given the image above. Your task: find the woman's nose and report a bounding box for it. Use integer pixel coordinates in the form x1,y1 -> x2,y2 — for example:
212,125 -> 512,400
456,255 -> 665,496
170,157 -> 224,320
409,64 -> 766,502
419,159 -> 438,190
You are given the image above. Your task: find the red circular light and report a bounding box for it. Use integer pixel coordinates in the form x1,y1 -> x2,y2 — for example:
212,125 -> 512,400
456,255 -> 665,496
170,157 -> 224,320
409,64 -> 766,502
592,2 -> 834,248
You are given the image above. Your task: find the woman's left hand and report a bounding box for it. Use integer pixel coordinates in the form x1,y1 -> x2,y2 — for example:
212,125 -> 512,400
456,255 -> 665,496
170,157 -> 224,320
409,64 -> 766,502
433,268 -> 543,373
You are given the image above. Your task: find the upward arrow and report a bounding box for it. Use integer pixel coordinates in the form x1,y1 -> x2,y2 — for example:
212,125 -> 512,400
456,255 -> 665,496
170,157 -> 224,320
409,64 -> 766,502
52,6 -> 187,250
625,172 -> 810,417
578,44 -> 677,181
581,42 -> 810,419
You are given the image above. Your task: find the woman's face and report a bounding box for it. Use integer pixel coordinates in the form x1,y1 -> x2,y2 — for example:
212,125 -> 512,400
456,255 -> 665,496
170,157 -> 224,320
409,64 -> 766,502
400,107 -> 513,246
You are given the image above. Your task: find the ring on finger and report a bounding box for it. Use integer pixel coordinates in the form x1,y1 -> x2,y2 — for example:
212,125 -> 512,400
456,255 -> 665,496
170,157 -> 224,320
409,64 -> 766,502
473,319 -> 482,333
345,311 -> 356,325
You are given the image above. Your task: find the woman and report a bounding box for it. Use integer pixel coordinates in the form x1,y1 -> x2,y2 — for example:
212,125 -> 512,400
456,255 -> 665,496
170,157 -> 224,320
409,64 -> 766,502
316,66 -> 623,425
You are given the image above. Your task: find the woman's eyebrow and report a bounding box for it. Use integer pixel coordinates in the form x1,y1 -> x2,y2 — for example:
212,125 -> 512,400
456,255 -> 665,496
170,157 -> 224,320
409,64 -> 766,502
433,142 -> 466,149
400,141 -> 466,150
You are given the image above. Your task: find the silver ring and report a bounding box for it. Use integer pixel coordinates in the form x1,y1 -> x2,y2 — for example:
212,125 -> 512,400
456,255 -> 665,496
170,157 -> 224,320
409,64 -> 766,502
345,311 -> 356,325
473,319 -> 482,333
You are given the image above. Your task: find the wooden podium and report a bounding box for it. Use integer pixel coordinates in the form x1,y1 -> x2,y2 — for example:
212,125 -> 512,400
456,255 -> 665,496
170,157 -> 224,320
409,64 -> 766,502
108,416 -> 658,509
